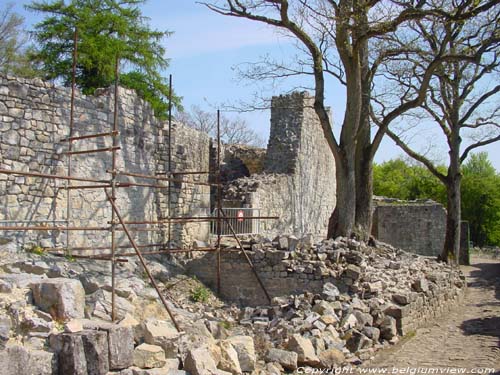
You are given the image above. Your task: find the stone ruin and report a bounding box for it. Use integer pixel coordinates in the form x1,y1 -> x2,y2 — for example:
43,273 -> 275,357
0,75 -> 467,374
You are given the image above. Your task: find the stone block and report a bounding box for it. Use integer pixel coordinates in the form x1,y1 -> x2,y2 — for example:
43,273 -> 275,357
133,343 -> 166,369
217,340 -> 242,374
0,345 -> 56,375
49,333 -> 87,375
0,317 -> 11,349
380,316 -> 398,340
286,334 -> 320,367
30,278 -> 85,321
143,318 -> 180,358
82,330 -> 110,375
227,335 -> 256,372
318,348 -> 345,367
266,348 -> 298,371
183,346 -> 219,375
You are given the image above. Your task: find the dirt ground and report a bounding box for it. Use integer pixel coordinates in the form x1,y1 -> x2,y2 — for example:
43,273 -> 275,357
358,257 -> 500,374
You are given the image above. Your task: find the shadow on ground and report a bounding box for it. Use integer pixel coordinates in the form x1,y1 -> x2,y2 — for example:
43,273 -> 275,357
460,259 -> 500,352
467,261 -> 500,300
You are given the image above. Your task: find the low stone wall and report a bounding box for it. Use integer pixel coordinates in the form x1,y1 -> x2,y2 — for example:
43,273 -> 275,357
186,236 -> 466,338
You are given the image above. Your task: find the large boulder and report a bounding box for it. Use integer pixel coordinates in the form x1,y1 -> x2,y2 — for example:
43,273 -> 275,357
30,278 -> 85,321
0,345 -> 56,375
266,348 -> 298,371
227,336 -> 256,372
217,340 -> 242,374
133,343 -> 166,369
183,346 -> 219,375
286,334 -> 320,367
49,330 -> 109,375
318,348 -> 345,367
142,318 -> 180,358
81,319 -> 134,370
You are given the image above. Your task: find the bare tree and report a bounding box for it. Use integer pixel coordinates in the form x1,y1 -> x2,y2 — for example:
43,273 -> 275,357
374,3 -> 500,262
176,105 -> 266,147
0,3 -> 35,77
201,0 -> 497,241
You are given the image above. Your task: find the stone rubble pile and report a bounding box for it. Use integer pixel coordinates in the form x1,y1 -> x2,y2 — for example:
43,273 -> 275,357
0,235 -> 465,374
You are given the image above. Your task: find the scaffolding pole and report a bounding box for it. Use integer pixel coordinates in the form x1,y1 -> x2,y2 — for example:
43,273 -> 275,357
110,55 -> 120,322
66,27 -> 78,257
105,189 -> 180,332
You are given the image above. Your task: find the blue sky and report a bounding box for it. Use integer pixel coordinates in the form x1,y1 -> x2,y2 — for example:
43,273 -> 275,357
4,0 -> 499,170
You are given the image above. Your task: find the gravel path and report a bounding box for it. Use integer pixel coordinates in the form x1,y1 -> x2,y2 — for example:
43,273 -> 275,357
358,257 -> 500,374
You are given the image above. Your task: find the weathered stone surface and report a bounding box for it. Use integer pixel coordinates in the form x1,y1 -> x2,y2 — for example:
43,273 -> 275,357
344,264 -> 362,280
108,325 -> 134,369
64,319 -> 83,333
0,317 -> 12,349
412,277 -> 429,293
133,343 -> 167,369
81,330 -> 110,375
49,333 -> 87,375
227,335 -> 256,372
321,282 -> 340,301
217,340 -> 242,374
0,279 -> 12,293
392,293 -> 410,305
318,348 -> 346,367
346,329 -> 372,352
380,316 -> 398,340
183,346 -> 219,375
266,348 -> 298,371
286,334 -> 320,367
86,289 -> 135,321
143,318 -> 180,358
0,345 -> 56,375
30,278 -> 85,321
129,358 -> 180,375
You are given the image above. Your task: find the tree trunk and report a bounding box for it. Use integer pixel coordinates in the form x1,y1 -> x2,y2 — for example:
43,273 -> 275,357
355,147 -> 373,240
440,136 -> 462,264
354,37 -> 373,240
328,150 -> 357,238
441,176 -> 461,264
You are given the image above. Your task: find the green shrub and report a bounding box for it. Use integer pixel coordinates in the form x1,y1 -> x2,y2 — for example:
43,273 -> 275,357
190,286 -> 210,303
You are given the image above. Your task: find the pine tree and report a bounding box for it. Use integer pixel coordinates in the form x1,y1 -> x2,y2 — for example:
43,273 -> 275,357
27,0 -> 180,118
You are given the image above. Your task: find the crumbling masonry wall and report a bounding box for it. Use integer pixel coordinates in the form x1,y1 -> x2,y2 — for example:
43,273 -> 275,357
187,237 -> 465,337
0,75 -> 210,250
372,199 -> 447,257
223,92 -> 336,238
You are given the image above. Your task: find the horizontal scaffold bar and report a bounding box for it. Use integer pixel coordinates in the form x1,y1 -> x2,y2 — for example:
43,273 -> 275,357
61,131 -> 119,142
0,168 -> 109,184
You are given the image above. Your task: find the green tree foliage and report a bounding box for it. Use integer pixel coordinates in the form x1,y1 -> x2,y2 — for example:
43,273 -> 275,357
373,158 -> 446,204
374,155 -> 500,247
461,153 -> 500,247
0,3 -> 37,77
27,0 -> 180,118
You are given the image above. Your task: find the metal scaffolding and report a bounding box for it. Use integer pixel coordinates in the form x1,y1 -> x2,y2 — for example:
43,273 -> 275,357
0,29 -> 277,330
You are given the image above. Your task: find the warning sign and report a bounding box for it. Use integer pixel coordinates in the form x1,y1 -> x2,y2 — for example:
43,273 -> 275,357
237,210 -> 244,222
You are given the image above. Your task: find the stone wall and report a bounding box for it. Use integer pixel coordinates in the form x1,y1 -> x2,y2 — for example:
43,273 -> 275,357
186,236 -> 465,337
372,199 -> 447,257
223,92 -> 336,238
0,75 -> 210,250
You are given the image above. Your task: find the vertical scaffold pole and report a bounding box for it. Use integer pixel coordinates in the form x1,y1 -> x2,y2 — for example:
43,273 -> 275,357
216,110 -> 222,294
66,27 -> 78,256
110,55 -> 120,322
168,75 -> 172,252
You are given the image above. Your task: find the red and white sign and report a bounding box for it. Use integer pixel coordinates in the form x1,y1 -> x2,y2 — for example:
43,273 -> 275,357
237,210 -> 244,222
